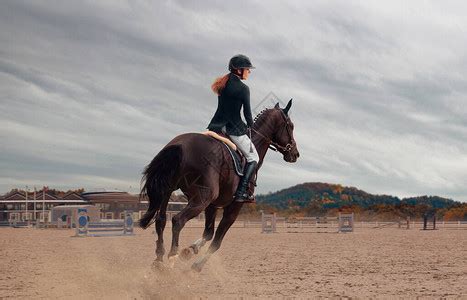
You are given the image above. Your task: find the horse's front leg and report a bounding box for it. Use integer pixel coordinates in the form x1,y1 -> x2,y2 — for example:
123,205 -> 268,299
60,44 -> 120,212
180,204 -> 217,261
191,202 -> 243,272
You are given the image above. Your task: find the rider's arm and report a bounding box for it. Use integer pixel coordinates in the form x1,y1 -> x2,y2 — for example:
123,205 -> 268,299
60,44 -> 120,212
242,86 -> 254,128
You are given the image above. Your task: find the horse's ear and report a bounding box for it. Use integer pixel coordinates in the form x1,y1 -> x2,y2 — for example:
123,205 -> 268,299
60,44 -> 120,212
283,98 -> 293,115
274,102 -> 280,109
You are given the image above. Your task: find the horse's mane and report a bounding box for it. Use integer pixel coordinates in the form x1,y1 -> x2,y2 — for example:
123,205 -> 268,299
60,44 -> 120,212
253,106 -> 289,127
253,108 -> 272,125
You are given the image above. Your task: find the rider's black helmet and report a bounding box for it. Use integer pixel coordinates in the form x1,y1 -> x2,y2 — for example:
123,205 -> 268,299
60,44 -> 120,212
228,54 -> 255,71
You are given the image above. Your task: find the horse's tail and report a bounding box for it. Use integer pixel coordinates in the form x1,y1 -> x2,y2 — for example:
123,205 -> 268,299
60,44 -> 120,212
139,144 -> 182,229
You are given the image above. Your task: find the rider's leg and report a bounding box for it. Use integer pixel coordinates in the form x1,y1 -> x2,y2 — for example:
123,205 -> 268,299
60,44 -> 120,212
228,134 -> 259,202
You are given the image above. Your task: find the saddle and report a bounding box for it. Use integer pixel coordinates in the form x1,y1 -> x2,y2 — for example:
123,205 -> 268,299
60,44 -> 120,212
202,131 -> 245,176
202,131 -> 257,195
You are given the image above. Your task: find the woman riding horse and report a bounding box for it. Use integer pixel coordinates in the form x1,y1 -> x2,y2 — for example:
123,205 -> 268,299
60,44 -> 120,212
138,55 -> 300,272
207,54 -> 258,203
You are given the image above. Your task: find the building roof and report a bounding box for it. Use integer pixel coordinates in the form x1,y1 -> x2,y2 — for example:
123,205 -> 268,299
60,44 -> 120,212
3,191 -> 27,200
35,191 -> 59,200
0,190 -> 88,203
82,192 -> 139,203
0,190 -> 187,205
62,191 -> 86,200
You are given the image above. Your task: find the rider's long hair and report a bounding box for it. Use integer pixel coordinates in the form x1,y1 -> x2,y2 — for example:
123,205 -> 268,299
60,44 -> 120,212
211,73 -> 230,95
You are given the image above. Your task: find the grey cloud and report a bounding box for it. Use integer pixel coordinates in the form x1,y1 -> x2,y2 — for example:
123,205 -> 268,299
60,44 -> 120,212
1,1 -> 466,201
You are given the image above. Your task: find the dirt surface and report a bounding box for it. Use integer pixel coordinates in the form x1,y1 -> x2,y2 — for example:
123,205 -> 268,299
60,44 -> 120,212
1,225 -> 466,299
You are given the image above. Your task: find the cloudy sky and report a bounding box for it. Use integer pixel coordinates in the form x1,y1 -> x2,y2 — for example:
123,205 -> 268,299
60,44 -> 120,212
1,1 -> 466,201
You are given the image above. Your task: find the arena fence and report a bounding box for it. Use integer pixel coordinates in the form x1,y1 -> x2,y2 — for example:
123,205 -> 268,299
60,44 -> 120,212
0,220 -> 30,228
2,213 -> 466,232
168,218 -> 467,231
354,220 -> 467,230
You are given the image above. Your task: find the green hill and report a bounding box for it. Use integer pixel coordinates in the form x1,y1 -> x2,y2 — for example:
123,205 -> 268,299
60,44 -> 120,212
256,182 -> 458,210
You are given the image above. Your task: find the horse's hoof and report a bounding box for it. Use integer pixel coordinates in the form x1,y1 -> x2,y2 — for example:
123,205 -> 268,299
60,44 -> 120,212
180,247 -> 194,261
168,255 -> 178,269
151,260 -> 167,272
191,262 -> 203,273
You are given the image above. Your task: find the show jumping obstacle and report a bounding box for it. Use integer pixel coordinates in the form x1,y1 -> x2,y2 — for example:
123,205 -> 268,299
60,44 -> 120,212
261,212 -> 277,233
260,213 -> 354,233
75,209 -> 134,237
338,213 -> 354,233
399,217 -> 410,229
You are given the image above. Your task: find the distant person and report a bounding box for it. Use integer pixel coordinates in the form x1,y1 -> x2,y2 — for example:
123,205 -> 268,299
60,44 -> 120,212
207,54 -> 259,202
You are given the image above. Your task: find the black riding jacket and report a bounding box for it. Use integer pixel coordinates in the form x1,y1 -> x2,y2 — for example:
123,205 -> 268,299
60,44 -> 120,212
207,73 -> 253,136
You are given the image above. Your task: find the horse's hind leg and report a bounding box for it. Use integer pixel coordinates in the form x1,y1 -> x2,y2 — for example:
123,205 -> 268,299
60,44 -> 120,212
155,210 -> 167,262
167,201 -> 208,261
192,202 -> 243,272
180,204 -> 217,260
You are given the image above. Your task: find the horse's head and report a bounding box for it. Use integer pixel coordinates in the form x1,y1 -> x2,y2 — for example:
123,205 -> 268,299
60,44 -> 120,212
270,99 -> 299,163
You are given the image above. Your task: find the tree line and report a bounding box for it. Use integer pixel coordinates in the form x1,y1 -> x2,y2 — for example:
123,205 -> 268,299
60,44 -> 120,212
248,182 -> 467,221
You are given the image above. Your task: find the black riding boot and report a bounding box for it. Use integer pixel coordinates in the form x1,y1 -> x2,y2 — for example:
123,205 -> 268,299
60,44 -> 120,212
234,161 -> 257,203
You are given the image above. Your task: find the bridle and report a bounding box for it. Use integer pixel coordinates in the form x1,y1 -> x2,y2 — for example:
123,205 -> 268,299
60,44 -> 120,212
251,109 -> 295,153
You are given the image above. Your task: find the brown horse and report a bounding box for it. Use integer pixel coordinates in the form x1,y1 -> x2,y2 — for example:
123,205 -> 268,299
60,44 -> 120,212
139,99 -> 299,271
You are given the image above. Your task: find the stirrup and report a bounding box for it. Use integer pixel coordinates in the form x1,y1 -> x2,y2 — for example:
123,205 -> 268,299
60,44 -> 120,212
234,193 -> 255,203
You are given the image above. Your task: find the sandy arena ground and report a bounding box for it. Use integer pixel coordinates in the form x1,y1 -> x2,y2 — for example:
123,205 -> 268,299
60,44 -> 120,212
1,224 -> 466,299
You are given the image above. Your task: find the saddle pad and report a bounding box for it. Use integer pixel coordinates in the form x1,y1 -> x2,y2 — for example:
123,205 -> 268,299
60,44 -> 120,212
222,142 -> 244,176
